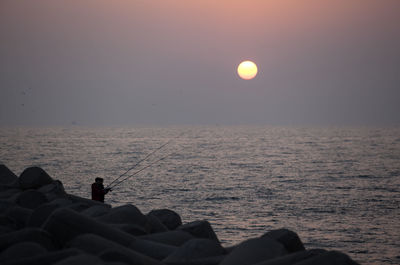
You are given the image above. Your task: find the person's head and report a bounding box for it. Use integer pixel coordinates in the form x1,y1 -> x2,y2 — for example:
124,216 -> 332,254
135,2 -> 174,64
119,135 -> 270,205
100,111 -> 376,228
95,177 -> 104,184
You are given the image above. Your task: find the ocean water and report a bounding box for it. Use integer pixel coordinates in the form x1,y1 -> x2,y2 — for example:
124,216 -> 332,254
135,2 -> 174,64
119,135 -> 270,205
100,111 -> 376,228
1,126 -> 399,264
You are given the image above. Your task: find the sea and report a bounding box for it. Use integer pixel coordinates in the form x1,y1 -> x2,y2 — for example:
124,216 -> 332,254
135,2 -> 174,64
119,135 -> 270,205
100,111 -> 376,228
1,126 -> 399,264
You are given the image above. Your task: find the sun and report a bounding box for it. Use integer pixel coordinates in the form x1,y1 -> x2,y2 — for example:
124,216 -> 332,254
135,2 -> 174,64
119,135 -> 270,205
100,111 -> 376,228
237,60 -> 258,80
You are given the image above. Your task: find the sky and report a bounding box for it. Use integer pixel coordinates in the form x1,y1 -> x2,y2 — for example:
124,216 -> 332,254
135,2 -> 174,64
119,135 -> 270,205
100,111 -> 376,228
1,0 -> 399,126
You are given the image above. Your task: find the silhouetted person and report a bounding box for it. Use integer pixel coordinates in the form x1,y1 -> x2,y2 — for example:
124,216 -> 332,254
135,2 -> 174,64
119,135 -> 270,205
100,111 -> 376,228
91,177 -> 111,202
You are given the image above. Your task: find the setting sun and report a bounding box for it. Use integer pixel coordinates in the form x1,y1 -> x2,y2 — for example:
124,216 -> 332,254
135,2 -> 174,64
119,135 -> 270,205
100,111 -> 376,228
237,60 -> 258,80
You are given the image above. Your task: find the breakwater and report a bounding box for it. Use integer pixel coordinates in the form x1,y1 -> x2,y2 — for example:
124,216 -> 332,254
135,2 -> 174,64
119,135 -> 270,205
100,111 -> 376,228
0,164 -> 360,265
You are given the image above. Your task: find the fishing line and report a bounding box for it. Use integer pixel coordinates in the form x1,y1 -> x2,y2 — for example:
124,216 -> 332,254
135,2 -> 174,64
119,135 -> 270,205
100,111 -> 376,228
108,153 -> 172,190
106,137 -> 174,189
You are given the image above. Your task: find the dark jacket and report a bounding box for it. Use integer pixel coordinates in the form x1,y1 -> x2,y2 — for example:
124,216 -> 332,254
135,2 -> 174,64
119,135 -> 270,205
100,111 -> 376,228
91,182 -> 107,202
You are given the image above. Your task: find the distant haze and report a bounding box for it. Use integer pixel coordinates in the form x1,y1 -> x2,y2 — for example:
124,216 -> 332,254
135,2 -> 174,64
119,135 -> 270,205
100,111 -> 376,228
1,0 -> 399,126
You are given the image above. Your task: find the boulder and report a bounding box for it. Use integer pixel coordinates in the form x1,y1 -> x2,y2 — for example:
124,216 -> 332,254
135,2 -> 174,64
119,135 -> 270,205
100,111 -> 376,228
67,193 -> 111,208
42,208 -> 176,259
0,214 -> 17,231
262,229 -> 305,253
27,203 -> 59,227
139,230 -> 195,246
0,242 -> 47,262
97,204 -> 149,229
0,165 -> 18,185
2,249 -> 82,265
19,167 -> 54,190
292,250 -> 360,265
111,223 -> 148,236
253,249 -> 326,265
163,238 -> 226,265
0,188 -> 21,199
37,180 -> 67,201
0,227 -> 56,252
178,220 -> 220,242
4,206 -> 33,228
53,254 -> 105,265
16,189 -> 48,209
219,236 -> 288,265
81,205 -> 111,218
100,249 -> 164,265
148,209 -> 182,230
67,233 -> 163,265
146,213 -> 169,233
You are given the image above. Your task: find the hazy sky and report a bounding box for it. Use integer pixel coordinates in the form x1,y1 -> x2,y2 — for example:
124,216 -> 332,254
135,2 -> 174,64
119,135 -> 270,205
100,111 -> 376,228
1,0 -> 399,126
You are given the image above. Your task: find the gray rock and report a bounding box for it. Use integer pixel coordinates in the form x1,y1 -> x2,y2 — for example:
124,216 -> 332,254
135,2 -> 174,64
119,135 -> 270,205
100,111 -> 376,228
37,180 -> 67,201
163,238 -> 226,265
0,214 -> 17,231
253,249 -> 326,265
81,205 -> 111,218
0,188 -> 21,199
16,190 -> 48,209
67,233 -> 163,265
111,223 -> 148,236
148,209 -> 182,230
139,230 -> 195,246
178,220 -> 219,242
2,249 -> 82,265
0,227 -> 56,252
53,254 -> 104,265
146,213 -> 169,233
0,242 -> 47,262
97,204 -> 149,229
0,165 -> 18,185
27,203 -> 59,227
292,250 -> 360,265
262,229 -> 305,253
19,167 -> 53,190
4,206 -> 33,228
42,208 -> 176,259
219,236 -> 288,265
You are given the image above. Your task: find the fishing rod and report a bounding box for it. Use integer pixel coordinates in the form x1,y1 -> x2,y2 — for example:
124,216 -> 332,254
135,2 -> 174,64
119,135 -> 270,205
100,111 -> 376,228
108,153 -> 172,190
106,138 -> 174,189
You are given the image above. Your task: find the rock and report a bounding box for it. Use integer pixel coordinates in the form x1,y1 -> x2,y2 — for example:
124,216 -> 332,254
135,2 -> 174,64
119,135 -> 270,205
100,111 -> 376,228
0,242 -> 47,262
97,204 -> 149,229
163,238 -> 226,265
100,249 -> 164,265
262,228 -> 305,253
67,233 -> 163,265
27,203 -> 59,227
2,249 -> 82,265
43,208 -> 176,259
4,206 -> 33,228
37,180 -> 67,201
81,205 -> 111,218
292,250 -> 360,265
146,213 -> 169,233
47,198 -> 74,207
178,220 -> 220,242
253,249 -> 326,265
19,167 -> 54,190
0,227 -> 56,252
148,209 -> 182,230
16,189 -> 48,209
139,230 -> 195,246
0,225 -> 15,235
111,223 -> 148,236
67,193 -> 111,208
0,214 -> 17,231
0,188 -> 21,200
219,236 -> 288,265
53,254 -> 105,265
0,165 -> 18,185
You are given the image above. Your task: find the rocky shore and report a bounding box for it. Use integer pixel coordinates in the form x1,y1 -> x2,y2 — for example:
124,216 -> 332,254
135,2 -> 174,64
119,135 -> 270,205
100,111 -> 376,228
0,164 -> 360,265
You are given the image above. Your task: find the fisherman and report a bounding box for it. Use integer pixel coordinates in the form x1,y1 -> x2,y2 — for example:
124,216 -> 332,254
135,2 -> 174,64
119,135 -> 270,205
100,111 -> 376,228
91,177 -> 111,202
